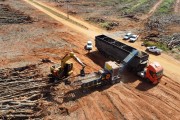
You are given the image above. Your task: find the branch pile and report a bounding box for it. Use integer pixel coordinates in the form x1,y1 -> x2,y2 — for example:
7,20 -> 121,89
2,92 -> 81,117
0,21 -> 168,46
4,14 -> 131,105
0,64 -> 51,119
0,4 -> 33,24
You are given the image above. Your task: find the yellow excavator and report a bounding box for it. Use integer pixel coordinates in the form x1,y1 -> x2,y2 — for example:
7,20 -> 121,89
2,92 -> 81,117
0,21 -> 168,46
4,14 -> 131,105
50,52 -> 86,79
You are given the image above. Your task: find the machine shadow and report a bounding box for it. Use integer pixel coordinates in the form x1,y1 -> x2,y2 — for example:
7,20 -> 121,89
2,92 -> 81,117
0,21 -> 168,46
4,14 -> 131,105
86,50 -> 138,84
85,50 -> 112,68
62,84 -> 112,104
135,81 -> 157,91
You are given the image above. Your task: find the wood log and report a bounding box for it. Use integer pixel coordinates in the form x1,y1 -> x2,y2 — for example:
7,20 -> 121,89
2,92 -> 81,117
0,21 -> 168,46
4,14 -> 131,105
0,90 -> 40,100
0,80 -> 47,86
0,103 -> 37,110
0,109 -> 33,114
26,93 -> 41,100
3,114 -> 34,118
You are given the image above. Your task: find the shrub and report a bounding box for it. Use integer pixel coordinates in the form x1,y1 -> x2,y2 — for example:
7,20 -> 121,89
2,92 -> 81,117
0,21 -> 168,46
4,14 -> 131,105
143,40 -> 169,51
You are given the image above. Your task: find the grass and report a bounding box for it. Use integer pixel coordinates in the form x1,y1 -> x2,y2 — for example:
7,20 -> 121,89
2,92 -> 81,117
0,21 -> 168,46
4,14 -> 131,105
156,0 -> 175,14
99,22 -> 112,30
115,0 -> 157,15
143,40 -> 169,51
127,0 -> 147,13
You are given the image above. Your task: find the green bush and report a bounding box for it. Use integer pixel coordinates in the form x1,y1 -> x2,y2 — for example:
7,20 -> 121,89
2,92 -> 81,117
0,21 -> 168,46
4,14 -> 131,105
143,40 -> 169,51
100,22 -> 112,30
156,0 -> 175,14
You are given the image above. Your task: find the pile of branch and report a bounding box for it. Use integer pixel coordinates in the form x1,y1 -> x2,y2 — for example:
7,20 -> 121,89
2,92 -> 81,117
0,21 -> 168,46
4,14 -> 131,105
0,4 -> 33,24
146,15 -> 180,32
0,64 -> 51,119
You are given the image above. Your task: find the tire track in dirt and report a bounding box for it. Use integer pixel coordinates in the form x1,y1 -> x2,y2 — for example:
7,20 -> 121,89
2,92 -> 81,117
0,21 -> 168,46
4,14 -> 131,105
90,91 -> 125,119
175,0 -> 180,13
161,77 -> 180,95
109,85 -> 172,120
106,87 -> 157,119
78,96 -> 106,120
118,82 -> 180,119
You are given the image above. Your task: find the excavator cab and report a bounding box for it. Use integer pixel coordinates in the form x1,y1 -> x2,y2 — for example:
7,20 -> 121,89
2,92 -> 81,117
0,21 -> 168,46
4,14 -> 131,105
145,62 -> 163,84
63,61 -> 73,76
50,52 -> 86,79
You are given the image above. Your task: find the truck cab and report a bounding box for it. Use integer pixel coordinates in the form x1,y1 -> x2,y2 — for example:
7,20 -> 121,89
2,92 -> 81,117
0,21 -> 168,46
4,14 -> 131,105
138,62 -> 163,84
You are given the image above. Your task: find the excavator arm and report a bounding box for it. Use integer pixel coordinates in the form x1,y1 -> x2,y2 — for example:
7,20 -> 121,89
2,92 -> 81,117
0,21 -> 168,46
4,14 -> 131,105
60,52 -> 86,76
50,52 -> 86,79
61,52 -> 85,68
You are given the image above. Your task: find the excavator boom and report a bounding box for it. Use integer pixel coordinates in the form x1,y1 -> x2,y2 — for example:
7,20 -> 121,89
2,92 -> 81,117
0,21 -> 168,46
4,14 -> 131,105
50,52 -> 86,79
61,52 -> 85,68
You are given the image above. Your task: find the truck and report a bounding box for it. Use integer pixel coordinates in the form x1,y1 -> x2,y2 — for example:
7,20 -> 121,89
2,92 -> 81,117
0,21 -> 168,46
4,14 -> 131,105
72,49 -> 138,89
95,35 -> 148,72
146,46 -> 162,55
95,35 -> 163,84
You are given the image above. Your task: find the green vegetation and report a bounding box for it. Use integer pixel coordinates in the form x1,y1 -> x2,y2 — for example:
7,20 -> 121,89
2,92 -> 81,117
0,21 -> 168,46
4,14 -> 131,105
144,40 -> 169,51
100,22 -> 112,30
115,0 -> 157,15
127,0 -> 147,13
156,0 -> 175,14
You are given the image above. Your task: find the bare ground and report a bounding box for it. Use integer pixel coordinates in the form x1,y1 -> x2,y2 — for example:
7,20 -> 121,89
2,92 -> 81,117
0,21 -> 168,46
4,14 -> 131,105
0,0 -> 180,119
175,0 -> 180,13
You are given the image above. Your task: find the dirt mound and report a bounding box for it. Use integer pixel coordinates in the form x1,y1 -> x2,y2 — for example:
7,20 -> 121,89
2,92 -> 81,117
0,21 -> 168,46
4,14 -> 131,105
0,4 -> 33,24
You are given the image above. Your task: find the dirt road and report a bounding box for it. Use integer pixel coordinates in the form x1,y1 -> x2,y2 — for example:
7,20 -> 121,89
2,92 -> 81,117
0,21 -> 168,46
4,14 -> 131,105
24,0 -> 105,38
1,0 -> 180,119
